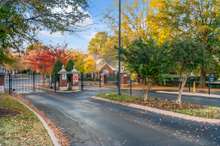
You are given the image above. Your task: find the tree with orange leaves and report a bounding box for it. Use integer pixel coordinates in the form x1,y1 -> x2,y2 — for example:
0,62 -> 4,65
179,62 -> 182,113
24,49 -> 55,75
24,44 -> 73,75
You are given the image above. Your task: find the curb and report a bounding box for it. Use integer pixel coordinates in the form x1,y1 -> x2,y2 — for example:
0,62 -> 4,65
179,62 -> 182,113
156,91 -> 220,99
91,96 -> 220,125
13,96 -> 61,146
38,86 -> 80,93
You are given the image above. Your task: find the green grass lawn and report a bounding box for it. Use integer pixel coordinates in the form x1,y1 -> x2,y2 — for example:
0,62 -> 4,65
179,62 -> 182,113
0,94 -> 53,146
175,107 -> 220,119
98,93 -> 220,119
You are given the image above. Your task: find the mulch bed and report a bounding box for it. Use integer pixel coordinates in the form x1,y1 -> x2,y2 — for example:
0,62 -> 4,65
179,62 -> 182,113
133,98 -> 204,111
0,108 -> 20,117
101,93 -> 205,111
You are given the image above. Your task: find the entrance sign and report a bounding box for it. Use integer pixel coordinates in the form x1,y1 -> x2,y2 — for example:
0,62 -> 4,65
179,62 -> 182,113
208,74 -> 215,82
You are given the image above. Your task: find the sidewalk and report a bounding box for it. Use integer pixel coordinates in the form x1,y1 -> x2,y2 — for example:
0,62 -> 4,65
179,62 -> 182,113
156,91 -> 220,99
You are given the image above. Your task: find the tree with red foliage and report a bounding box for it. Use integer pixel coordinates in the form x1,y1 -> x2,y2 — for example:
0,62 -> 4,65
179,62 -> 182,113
25,46 -> 72,75
25,49 -> 55,75
51,48 -> 72,65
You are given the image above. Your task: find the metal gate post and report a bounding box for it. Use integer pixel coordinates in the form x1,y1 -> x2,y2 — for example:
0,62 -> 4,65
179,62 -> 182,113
8,73 -> 12,94
99,74 -> 101,88
33,71 -> 36,91
54,74 -> 57,92
81,73 -> 84,91
129,77 -> 132,96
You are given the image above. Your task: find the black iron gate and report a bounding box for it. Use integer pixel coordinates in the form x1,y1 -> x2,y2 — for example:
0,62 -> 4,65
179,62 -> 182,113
81,73 -> 100,90
4,72 -> 43,94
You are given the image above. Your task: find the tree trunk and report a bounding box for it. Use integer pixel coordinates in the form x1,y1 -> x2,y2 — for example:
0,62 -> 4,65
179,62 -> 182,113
177,76 -> 187,104
199,67 -> 206,88
144,79 -> 152,101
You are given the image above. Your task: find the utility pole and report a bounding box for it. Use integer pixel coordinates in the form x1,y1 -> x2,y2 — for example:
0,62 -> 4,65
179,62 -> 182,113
118,0 -> 122,95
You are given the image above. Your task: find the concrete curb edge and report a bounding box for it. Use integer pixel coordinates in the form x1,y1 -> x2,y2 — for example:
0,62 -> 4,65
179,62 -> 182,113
156,91 -> 220,99
37,86 -> 80,93
91,96 -> 220,125
13,96 -> 61,146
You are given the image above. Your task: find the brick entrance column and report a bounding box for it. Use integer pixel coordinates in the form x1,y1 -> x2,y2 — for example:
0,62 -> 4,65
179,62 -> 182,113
121,73 -> 129,84
0,67 -> 5,93
58,65 -> 67,91
72,68 -> 79,91
0,75 -> 4,93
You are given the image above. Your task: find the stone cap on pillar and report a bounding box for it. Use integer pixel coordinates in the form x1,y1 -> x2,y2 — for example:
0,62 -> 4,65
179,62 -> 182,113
71,67 -> 79,74
58,65 -> 67,75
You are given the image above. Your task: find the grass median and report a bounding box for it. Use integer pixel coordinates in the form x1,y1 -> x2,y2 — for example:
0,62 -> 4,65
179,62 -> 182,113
0,94 -> 53,146
97,93 -> 220,119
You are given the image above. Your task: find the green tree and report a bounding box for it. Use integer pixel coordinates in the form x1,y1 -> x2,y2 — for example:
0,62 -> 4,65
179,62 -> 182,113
170,38 -> 202,104
0,49 -> 13,65
124,39 -> 167,100
66,59 -> 75,89
149,0 -> 220,87
0,0 -> 88,63
52,59 -> 63,83
66,59 -> 75,72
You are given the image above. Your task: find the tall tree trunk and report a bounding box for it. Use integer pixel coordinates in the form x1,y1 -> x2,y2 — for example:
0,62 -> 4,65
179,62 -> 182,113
177,76 -> 187,104
144,79 -> 152,101
199,67 -> 206,88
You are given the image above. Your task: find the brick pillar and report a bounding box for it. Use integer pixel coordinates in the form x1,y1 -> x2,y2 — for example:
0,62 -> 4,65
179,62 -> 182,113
72,73 -> 79,90
0,74 -> 5,93
59,74 -> 67,91
121,73 -> 129,84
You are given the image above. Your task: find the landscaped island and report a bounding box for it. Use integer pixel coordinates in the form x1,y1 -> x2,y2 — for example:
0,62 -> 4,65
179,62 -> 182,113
0,94 -> 52,146
97,93 -> 220,119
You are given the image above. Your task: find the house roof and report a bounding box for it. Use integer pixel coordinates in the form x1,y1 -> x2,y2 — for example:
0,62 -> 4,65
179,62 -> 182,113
99,64 -> 116,72
96,59 -> 116,72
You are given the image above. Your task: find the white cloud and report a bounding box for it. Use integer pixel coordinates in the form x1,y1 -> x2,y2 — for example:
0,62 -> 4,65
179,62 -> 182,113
51,4 -> 93,28
77,17 -> 93,27
38,30 -> 64,38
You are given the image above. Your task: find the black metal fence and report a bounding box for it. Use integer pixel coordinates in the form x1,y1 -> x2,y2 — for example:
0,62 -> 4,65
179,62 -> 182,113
4,72 -> 43,94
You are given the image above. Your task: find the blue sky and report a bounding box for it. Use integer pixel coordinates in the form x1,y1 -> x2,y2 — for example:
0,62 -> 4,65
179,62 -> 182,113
37,0 -> 116,52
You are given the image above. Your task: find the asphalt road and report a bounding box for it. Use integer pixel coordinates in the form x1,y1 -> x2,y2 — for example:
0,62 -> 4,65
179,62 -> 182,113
24,88 -> 220,146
